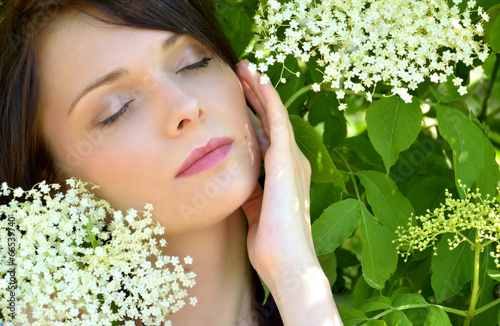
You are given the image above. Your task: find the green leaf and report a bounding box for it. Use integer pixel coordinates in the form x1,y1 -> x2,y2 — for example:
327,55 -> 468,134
424,306 -> 452,326
290,115 -> 345,190
477,134 -> 500,199
436,104 -> 485,198
391,293 -> 428,324
431,232 -> 474,303
358,170 -> 414,233
259,275 -> 271,305
338,306 -> 368,326
310,182 -> 343,224
308,92 -> 347,149
430,87 -> 456,104
215,0 -> 255,57
318,251 -> 337,287
360,203 -> 398,290
392,293 -> 427,306
484,4 -> 500,45
343,135 -> 384,167
487,268 -> 500,282
384,310 -> 413,326
312,198 -> 360,255
490,14 -> 500,52
359,296 -> 392,313
347,277 -> 378,308
366,96 -> 422,172
407,177 -> 455,216
277,57 -> 309,115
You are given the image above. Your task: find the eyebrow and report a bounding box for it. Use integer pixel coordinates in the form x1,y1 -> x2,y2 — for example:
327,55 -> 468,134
67,34 -> 182,115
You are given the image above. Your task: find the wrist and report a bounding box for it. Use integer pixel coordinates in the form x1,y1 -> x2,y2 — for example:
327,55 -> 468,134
262,261 -> 342,326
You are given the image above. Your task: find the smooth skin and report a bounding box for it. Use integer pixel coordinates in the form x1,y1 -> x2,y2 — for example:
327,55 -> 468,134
34,10 -> 342,326
239,61 -> 342,326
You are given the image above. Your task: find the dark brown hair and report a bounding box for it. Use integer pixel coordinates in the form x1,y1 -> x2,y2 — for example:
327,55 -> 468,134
0,0 -> 238,191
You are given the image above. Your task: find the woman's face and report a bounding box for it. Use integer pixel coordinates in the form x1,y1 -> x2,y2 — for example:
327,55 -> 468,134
39,11 -> 261,234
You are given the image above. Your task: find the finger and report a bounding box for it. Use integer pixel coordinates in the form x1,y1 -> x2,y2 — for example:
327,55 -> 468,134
240,79 -> 271,140
238,61 -> 293,150
248,109 -> 270,157
256,79 -> 294,148
237,61 -> 269,127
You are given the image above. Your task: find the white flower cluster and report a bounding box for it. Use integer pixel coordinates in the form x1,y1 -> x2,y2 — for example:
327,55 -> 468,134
0,179 -> 196,326
250,0 -> 489,105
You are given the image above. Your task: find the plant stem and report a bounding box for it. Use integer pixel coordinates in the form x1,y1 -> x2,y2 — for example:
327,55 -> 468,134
367,303 -> 468,322
474,297 -> 500,316
335,150 -> 361,201
463,229 -> 482,326
480,239 -> 495,250
479,53 -> 500,122
285,84 -> 312,109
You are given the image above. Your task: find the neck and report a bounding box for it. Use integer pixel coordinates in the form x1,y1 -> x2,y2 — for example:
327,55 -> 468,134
150,209 -> 258,326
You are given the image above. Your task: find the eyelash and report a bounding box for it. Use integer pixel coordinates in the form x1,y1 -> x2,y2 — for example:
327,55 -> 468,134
178,57 -> 212,73
100,99 -> 134,128
99,57 -> 212,128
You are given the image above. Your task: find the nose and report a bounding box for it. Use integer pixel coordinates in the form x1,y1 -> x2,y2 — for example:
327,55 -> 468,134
155,80 -> 207,138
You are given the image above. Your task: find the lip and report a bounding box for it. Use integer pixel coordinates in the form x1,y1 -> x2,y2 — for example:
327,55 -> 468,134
175,137 -> 233,179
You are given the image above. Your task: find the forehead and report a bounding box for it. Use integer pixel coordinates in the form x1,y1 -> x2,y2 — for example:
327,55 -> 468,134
37,10 -> 172,111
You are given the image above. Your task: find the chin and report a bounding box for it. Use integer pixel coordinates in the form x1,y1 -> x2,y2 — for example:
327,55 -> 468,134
159,156 -> 261,235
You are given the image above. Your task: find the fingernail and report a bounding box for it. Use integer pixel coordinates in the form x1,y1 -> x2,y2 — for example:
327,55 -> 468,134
238,59 -> 250,67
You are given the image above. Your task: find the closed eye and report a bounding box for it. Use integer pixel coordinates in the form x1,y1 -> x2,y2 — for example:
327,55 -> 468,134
100,99 -> 135,128
177,57 -> 212,74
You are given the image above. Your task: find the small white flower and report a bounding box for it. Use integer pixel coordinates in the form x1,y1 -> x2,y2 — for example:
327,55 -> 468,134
255,50 -> 266,59
335,90 -> 345,99
266,56 -> 276,66
190,297 -> 198,306
452,77 -> 463,86
339,103 -> 348,111
184,256 -> 193,265
13,187 -> 24,198
280,78 -> 287,84
0,279 -> 7,289
366,92 -> 373,102
311,83 -> 321,92
258,62 -> 269,72
458,85 -> 468,95
248,63 -> 257,72
480,11 -> 489,22
476,23 -> 483,34
276,53 -> 286,63
1,182 -> 8,192
260,75 -> 271,85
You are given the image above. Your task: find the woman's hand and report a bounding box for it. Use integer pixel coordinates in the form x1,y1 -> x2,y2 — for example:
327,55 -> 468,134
237,60 -> 343,326
238,60 -> 314,278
